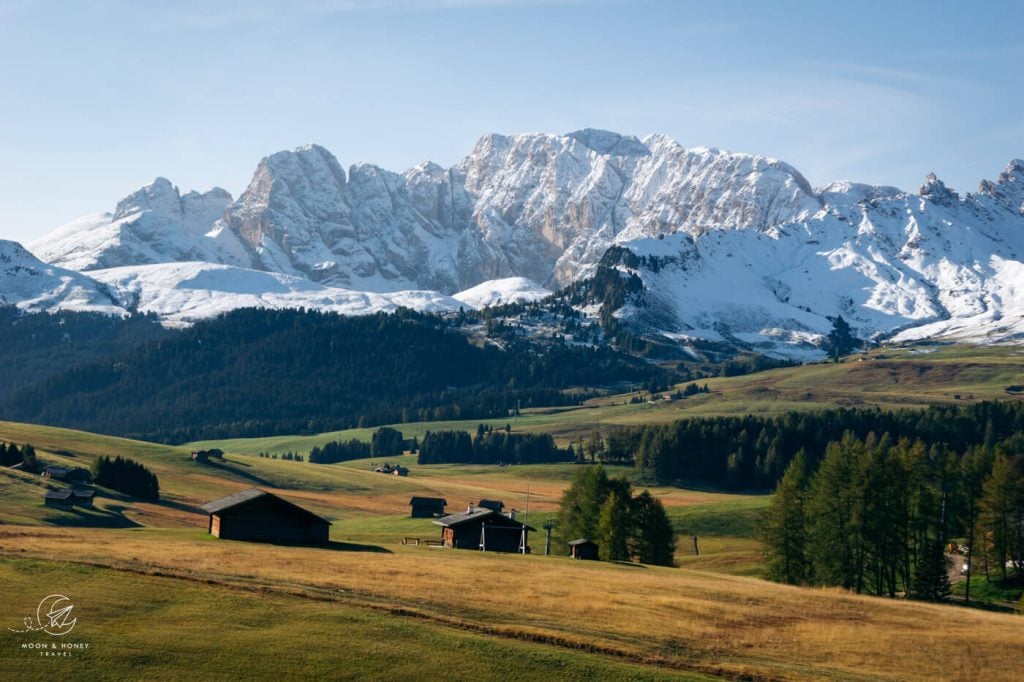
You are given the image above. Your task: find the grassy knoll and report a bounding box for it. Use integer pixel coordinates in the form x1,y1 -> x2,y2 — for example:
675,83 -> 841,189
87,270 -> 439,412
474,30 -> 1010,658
0,557 -> 696,681
2,528 -> 1022,680
188,344 -> 1024,453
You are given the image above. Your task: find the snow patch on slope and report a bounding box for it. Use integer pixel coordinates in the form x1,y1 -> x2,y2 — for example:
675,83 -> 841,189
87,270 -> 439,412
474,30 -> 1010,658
88,262 -> 464,326
0,240 -> 123,315
453,277 -> 551,309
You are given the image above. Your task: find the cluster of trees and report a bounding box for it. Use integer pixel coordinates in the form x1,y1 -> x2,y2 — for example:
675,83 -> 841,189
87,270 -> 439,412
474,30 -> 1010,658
2,307 -> 668,443
718,355 -> 799,378
90,456 -> 159,501
258,451 -> 304,461
308,427 -> 411,464
764,432 -> 1023,602
600,401 -> 1024,490
308,439 -> 370,464
417,426 -> 572,465
370,427 -> 406,457
556,466 -> 676,566
0,441 -> 36,469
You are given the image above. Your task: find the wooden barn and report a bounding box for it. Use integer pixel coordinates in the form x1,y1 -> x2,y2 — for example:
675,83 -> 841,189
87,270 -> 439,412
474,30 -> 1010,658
434,507 -> 534,553
72,489 -> 95,508
43,489 -> 73,508
42,466 -> 69,481
476,499 -> 504,513
409,496 -> 447,518
200,488 -> 331,544
568,538 -> 599,560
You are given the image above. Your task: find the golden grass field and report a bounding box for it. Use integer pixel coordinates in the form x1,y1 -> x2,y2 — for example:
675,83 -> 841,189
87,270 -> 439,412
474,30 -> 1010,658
2,345 -> 1024,682
2,527 -> 1021,681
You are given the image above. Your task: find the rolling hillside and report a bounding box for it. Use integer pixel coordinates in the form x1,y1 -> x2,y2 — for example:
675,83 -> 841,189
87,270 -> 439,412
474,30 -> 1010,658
1,419 -> 1021,679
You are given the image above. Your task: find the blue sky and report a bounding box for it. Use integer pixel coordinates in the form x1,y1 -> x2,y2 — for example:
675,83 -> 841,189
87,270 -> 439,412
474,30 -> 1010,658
2,0 -> 1022,243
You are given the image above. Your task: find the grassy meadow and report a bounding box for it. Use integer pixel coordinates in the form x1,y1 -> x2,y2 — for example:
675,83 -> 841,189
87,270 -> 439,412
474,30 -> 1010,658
2,345 -> 1023,679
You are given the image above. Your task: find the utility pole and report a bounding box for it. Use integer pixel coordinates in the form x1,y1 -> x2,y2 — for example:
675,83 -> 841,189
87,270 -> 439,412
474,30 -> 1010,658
524,476 -> 531,524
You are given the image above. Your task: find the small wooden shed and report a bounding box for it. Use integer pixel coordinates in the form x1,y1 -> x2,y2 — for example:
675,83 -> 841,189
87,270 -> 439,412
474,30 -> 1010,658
409,496 -> 447,518
568,538 -> 599,560
43,489 -> 73,508
72,489 -> 95,508
476,499 -> 504,513
434,508 -> 534,553
200,488 -> 331,544
42,466 -> 69,480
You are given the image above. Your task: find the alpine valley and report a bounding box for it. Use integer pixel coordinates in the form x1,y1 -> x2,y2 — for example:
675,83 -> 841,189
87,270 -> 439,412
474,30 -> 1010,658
6,129 -> 1024,357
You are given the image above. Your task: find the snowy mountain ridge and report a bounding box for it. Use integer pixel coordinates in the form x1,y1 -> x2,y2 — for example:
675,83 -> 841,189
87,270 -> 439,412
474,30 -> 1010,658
11,132 -> 1024,356
30,130 -> 824,290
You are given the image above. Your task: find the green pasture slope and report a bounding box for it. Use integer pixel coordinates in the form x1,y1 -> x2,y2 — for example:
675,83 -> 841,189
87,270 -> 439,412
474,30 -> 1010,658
188,344 -> 1024,455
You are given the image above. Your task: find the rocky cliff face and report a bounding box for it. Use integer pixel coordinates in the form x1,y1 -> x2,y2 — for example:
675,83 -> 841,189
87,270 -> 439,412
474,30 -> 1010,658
32,131 -> 823,292
22,132 -> 1024,354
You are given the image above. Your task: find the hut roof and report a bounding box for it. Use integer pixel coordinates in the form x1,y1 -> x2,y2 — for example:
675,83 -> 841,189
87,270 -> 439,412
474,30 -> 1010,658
568,538 -> 597,547
477,499 -> 504,510
43,490 -> 73,500
433,508 -> 535,532
409,496 -> 447,506
200,488 -> 331,525
72,489 -> 95,498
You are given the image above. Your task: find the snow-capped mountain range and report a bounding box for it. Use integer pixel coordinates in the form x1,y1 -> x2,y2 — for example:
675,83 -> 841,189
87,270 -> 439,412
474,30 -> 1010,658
5,129 -> 1024,354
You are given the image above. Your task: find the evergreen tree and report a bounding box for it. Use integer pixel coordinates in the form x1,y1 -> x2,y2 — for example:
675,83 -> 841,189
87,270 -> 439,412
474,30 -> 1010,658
806,434 -> 863,588
826,315 -> 858,360
597,492 -> 632,562
958,446 -> 990,603
20,444 -> 37,470
763,450 -> 809,584
910,538 -> 951,602
632,490 -> 676,566
556,466 -> 612,549
979,452 -> 1024,581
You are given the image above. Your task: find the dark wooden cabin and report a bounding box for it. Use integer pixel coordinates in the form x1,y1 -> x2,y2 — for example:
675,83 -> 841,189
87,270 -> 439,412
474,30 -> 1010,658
434,508 -> 534,553
43,489 -> 73,508
42,466 -> 69,481
200,488 -> 331,544
476,499 -> 504,513
72,489 -> 95,508
409,496 -> 447,518
568,538 -> 599,560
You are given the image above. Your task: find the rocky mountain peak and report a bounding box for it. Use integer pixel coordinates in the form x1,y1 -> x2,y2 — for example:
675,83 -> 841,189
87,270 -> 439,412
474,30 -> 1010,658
567,128 -> 650,156
918,172 -> 959,206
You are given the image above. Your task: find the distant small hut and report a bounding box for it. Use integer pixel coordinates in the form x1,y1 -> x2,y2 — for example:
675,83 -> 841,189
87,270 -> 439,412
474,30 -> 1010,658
392,466 -> 409,477
42,466 -> 69,481
200,488 -> 331,544
43,489 -> 73,508
72,489 -> 96,508
409,496 -> 447,518
476,499 -> 504,513
568,538 -> 599,560
191,450 -> 209,463
434,507 -> 534,553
